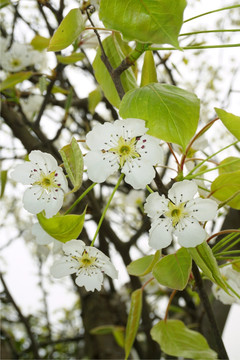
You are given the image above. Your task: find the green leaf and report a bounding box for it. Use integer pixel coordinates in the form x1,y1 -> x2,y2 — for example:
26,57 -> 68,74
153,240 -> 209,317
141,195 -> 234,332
218,157 -> 240,174
90,325 -> 125,348
0,170 -> 8,198
211,171 -> 240,209
188,242 -> 229,293
48,8 -> 85,52
56,52 -> 85,64
119,83 -> 200,150
127,251 -> 161,277
88,87 -> 103,114
125,289 -> 142,360
153,248 -> 192,290
30,35 -> 50,51
37,209 -> 86,243
215,108 -> 240,140
59,137 -> 84,193
92,34 -> 137,108
0,0 -> 10,9
151,319 -> 217,360
0,72 -> 33,91
99,0 -> 186,48
140,51 -> 157,87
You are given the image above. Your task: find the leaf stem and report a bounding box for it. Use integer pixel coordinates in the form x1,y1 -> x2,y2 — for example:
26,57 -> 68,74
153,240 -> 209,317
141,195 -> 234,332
183,5 -> 240,23
164,289 -> 177,322
91,174 -> 124,246
64,182 -> 97,215
149,43 -> 240,51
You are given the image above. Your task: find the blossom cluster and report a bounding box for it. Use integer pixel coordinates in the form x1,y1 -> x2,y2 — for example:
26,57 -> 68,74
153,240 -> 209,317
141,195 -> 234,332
11,117 -> 238,301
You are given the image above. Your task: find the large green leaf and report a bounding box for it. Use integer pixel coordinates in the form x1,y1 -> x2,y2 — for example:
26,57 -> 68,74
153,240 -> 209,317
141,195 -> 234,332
151,319 -> 217,360
215,108 -> 240,140
211,171 -> 240,209
56,52 -> 85,64
127,251 -> 161,277
0,72 -> 33,91
59,137 -> 84,193
48,8 -> 85,52
37,209 -> 86,243
93,34 -> 137,108
31,35 -> 50,51
119,83 -> 200,150
153,248 -> 192,290
99,0 -> 186,48
125,289 -> 142,360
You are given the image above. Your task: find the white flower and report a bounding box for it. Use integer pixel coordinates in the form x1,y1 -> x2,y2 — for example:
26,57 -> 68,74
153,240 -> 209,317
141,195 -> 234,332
32,223 -> 62,253
0,42 -> 46,73
144,180 -> 218,249
20,94 -> 43,121
50,240 -> 118,291
11,150 -> 68,218
212,266 -> 240,305
84,118 -> 163,189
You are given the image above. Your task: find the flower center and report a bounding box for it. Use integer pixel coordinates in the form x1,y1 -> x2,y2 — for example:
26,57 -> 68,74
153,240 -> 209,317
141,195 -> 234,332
33,171 -> 58,191
109,136 -> 140,167
165,202 -> 187,227
73,250 -> 96,268
11,58 -> 21,67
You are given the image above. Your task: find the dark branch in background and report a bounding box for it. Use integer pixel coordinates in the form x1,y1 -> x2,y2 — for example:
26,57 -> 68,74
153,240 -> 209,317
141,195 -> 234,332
192,262 -> 229,360
0,273 -> 40,359
8,3 -> 19,49
155,52 -> 177,86
37,2 -> 54,36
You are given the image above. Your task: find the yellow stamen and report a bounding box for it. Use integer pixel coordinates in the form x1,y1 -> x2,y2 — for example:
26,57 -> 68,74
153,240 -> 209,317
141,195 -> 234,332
109,136 -> 140,167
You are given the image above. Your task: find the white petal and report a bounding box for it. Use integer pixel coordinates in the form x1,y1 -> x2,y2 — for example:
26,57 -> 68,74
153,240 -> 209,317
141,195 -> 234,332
86,122 -> 116,150
32,223 -> 56,245
10,163 -> 36,184
122,159 -> 155,189
44,190 -> 64,218
144,192 -> 169,218
23,186 -> 45,214
168,180 -> 198,204
136,135 -> 163,164
54,167 -> 68,193
75,270 -> 103,291
175,219 -> 207,248
85,151 -> 118,183
102,260 -> 118,279
149,219 -> 173,250
186,198 -> 218,221
62,239 -> 85,255
50,258 -> 76,278
114,118 -> 147,138
29,150 -> 58,173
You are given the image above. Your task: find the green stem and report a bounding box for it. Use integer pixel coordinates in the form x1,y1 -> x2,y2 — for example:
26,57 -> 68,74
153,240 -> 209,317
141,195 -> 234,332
213,232 -> 240,253
183,5 -> 240,23
149,43 -> 240,51
179,29 -> 240,37
90,174 -> 124,246
185,141 -> 238,178
64,182 -> 97,215
146,185 -> 154,194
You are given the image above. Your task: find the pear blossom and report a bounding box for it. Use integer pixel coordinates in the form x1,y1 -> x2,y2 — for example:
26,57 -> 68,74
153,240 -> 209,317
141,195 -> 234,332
84,118 -> 163,189
0,42 -> 46,73
50,240 -> 118,291
144,180 -> 218,249
11,150 -> 68,218
32,223 -> 62,253
212,266 -> 240,305
20,94 -> 43,121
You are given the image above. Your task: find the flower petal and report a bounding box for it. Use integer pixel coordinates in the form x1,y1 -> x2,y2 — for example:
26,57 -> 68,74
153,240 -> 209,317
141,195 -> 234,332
23,186 -> 46,214
86,122 -> 116,150
44,190 -> 65,218
144,192 -> 169,218
10,162 -> 36,184
85,151 -> 118,183
136,135 -> 163,164
29,150 -> 58,173
168,180 -> 198,204
62,239 -> 85,255
32,222 -> 56,245
50,258 -> 76,278
75,270 -> 103,291
114,118 -> 147,138
175,218 -> 207,247
186,198 -> 218,221
149,218 -> 173,250
122,159 -> 155,189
